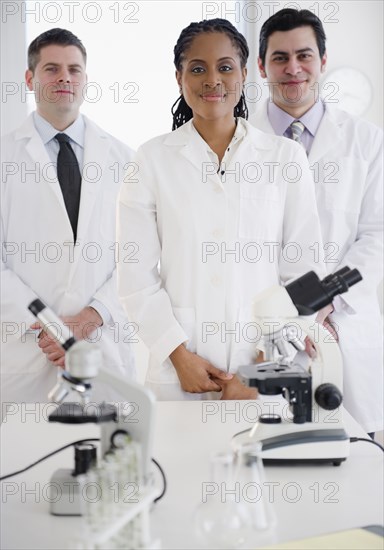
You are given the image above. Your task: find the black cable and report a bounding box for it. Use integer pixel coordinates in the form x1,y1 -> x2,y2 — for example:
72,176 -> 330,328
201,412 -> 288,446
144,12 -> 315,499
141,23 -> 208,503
232,434 -> 384,453
232,428 -> 252,440
350,437 -> 384,452
0,438 -> 100,481
151,457 -> 167,503
1,438 -> 167,504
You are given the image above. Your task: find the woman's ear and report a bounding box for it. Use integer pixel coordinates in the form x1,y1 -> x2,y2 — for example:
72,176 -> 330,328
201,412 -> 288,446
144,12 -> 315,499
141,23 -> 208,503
176,70 -> 182,90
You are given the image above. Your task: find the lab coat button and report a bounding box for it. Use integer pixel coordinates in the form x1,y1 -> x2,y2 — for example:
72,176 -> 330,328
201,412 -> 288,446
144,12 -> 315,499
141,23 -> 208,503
210,275 -> 222,287
212,229 -> 223,239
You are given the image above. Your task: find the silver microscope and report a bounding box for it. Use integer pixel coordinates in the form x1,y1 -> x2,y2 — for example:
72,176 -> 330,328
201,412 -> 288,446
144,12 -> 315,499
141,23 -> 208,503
28,299 -> 156,515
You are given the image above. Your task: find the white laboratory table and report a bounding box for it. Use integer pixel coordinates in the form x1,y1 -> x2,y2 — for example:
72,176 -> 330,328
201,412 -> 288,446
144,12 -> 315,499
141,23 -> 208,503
1,401 -> 383,549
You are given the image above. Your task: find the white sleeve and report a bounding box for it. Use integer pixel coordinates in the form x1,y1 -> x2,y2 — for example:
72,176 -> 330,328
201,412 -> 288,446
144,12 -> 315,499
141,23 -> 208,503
1,217 -> 38,332
117,146 -> 188,366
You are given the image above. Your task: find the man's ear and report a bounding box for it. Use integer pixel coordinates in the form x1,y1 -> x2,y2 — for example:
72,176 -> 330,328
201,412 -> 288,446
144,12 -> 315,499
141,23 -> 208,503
320,51 -> 327,73
258,57 -> 267,78
25,69 -> 34,91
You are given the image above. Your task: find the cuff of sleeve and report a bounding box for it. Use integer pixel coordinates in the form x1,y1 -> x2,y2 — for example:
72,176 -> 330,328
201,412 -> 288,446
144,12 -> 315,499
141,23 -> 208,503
89,299 -> 112,326
332,295 -> 356,315
150,324 -> 189,367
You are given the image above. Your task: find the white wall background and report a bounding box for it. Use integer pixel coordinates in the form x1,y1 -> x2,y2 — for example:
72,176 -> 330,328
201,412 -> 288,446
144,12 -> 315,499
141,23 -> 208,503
1,0 -> 383,145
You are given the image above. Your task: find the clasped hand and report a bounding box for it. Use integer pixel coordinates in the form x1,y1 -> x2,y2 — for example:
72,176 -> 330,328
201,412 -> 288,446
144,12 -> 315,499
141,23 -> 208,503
169,345 -> 258,399
29,306 -> 103,368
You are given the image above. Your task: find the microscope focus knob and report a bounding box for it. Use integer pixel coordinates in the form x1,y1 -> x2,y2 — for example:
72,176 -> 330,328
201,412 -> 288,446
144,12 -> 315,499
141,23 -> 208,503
315,383 -> 343,410
259,414 -> 282,424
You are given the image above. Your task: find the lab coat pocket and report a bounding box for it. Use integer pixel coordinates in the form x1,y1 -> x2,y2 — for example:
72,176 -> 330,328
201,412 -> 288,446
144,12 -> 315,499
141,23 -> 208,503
173,307 -> 196,353
324,157 -> 368,213
239,183 -> 280,240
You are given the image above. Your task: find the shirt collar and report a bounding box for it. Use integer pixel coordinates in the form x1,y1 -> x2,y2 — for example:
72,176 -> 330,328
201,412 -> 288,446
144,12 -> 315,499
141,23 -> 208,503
33,111 -> 85,147
267,101 -> 325,137
191,117 -> 247,151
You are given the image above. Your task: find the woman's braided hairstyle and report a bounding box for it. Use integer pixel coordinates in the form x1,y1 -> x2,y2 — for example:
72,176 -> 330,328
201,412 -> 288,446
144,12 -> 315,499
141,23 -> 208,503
172,18 -> 249,130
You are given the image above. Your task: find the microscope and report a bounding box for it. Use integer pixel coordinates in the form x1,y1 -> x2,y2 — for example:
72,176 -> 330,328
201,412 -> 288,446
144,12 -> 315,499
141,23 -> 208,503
234,267 -> 362,465
28,299 -> 156,516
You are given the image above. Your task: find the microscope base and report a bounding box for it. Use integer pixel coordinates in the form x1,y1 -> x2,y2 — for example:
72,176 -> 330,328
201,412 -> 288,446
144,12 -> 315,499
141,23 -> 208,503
233,423 -> 350,466
49,468 -> 85,516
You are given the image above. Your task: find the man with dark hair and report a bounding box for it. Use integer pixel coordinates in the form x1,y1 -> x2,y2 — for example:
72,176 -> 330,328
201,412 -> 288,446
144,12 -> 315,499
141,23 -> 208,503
250,9 -> 383,436
27,27 -> 87,72
1,29 -> 136,403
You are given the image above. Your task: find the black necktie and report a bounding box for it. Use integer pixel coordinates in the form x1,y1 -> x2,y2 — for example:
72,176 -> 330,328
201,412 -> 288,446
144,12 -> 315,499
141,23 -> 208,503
55,133 -> 82,242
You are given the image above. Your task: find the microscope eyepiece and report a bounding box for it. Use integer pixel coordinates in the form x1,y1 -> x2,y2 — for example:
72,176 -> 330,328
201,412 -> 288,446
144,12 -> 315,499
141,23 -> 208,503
286,267 -> 362,315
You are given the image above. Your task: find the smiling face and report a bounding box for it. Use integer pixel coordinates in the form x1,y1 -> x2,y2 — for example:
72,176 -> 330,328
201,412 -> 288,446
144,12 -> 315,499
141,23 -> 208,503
258,26 -> 327,117
25,44 -> 87,126
176,32 -> 247,125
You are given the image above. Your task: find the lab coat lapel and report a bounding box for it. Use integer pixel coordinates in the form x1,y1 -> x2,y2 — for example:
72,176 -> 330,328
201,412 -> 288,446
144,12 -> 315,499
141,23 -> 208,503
19,116 -> 67,211
165,119 -> 273,187
230,121 -> 274,169
76,117 -> 109,242
165,121 -> 222,187
253,102 -> 345,164
181,142 -> 222,188
308,106 -> 344,164
174,119 -> 272,184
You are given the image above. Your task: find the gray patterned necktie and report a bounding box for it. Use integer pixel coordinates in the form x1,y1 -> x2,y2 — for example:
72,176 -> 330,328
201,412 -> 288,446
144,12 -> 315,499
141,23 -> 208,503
290,120 -> 305,145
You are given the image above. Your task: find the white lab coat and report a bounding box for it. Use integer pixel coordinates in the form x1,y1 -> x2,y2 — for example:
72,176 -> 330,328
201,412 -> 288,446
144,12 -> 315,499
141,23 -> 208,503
250,102 -> 384,432
1,114 -> 136,404
117,119 -> 325,400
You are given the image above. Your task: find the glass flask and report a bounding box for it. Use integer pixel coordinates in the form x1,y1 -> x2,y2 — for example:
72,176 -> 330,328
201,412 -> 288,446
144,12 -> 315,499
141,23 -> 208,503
193,450 -> 252,549
233,442 -> 277,534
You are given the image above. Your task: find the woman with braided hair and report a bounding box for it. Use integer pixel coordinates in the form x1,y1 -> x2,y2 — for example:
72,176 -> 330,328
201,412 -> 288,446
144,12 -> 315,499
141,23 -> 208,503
171,18 -> 249,130
117,18 -> 325,400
